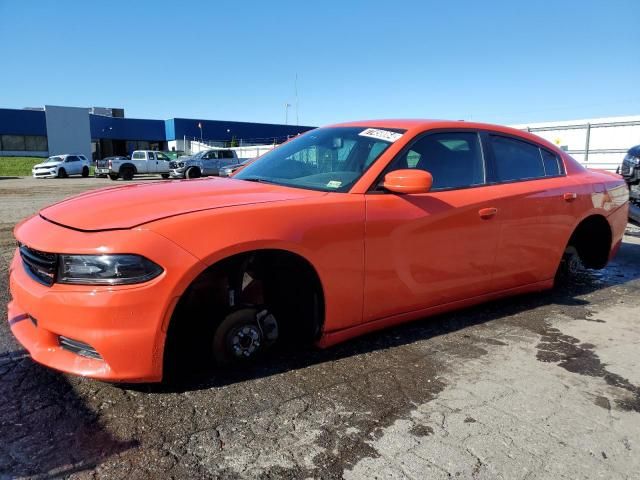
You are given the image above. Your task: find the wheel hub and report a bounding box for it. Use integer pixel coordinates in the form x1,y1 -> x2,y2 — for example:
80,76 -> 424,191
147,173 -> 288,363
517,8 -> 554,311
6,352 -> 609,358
230,325 -> 262,358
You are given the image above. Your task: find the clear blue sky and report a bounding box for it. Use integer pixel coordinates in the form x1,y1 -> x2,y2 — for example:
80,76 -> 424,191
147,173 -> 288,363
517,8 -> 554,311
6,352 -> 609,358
1,0 -> 638,126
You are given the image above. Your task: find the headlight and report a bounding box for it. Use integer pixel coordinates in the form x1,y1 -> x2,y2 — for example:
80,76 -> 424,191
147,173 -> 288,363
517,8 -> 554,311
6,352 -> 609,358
178,162 -> 185,167
626,155 -> 640,165
57,254 -> 163,285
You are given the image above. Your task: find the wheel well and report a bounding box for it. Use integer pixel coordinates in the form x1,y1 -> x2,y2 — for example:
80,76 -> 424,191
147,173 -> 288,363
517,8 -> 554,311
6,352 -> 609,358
119,163 -> 137,173
567,215 -> 612,269
163,249 -> 325,373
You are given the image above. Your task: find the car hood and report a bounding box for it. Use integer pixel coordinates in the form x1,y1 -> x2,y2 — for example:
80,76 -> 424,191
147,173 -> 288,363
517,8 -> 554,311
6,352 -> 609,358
39,177 -> 326,231
34,161 -> 61,168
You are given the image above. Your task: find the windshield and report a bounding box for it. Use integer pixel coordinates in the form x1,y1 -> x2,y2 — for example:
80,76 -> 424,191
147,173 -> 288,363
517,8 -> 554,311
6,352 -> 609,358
234,126 -> 405,192
191,150 -> 209,159
45,156 -> 63,163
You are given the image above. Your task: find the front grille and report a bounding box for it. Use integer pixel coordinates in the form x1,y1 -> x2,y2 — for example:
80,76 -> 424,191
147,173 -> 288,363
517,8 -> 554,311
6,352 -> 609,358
19,245 -> 58,286
59,336 -> 103,360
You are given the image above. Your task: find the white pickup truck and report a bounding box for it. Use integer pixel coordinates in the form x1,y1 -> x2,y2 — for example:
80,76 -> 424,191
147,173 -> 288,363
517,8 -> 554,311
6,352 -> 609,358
95,150 -> 171,180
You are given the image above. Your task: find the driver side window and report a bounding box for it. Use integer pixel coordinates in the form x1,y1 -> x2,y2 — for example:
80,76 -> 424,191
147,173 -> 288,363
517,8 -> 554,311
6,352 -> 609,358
388,131 -> 485,190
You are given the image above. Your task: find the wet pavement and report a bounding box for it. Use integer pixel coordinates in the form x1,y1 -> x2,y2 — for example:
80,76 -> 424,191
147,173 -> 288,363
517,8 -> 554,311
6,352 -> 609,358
1,177 -> 640,479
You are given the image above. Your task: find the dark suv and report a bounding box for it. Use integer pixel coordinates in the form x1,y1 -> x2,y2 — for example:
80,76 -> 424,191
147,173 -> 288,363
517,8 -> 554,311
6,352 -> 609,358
619,145 -> 640,185
619,145 -> 640,220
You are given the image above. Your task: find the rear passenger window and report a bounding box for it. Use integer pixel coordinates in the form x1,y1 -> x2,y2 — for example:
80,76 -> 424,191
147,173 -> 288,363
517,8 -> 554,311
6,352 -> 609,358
388,132 -> 485,190
490,136 -> 545,182
541,149 -> 562,176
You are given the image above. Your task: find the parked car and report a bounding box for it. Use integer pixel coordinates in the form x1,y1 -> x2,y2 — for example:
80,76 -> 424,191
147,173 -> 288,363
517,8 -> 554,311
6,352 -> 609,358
9,120 -> 628,382
94,156 -> 128,178
95,150 -> 171,180
32,154 -> 90,178
169,149 -> 239,179
219,158 -> 250,177
618,145 -> 640,209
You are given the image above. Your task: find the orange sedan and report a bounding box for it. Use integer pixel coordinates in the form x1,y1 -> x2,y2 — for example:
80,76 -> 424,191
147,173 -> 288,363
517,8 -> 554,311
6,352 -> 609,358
8,120 -> 629,382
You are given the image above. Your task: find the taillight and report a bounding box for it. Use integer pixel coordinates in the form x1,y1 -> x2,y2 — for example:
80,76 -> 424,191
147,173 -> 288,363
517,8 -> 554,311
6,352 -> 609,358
108,159 -> 112,168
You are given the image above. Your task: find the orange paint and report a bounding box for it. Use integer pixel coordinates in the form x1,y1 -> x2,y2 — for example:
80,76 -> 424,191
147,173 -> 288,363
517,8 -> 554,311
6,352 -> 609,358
8,120 -> 629,382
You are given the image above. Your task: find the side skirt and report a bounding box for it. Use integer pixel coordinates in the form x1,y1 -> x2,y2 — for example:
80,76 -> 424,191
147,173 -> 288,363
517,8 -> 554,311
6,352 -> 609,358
316,279 -> 554,348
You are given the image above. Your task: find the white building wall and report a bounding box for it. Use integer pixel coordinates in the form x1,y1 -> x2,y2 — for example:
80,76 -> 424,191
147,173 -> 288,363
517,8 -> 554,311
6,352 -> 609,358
168,139 -> 276,159
44,105 -> 92,161
511,115 -> 640,171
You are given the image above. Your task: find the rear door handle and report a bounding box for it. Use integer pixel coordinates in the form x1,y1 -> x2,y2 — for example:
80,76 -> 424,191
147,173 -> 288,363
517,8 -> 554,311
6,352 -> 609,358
563,192 -> 577,202
478,207 -> 498,219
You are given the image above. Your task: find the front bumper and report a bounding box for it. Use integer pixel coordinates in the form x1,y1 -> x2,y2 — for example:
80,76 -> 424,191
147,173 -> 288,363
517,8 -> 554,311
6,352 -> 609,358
620,160 -> 640,184
8,215 -> 205,382
169,168 -> 186,178
32,169 -> 57,178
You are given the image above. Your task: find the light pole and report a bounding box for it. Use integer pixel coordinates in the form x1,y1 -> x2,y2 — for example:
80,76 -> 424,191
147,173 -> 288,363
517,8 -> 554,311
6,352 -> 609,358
197,122 -> 203,144
284,103 -> 291,125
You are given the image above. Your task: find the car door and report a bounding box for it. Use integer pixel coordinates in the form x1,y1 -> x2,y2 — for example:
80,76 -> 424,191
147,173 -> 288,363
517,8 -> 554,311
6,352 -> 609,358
484,134 -> 579,290
363,130 -> 502,322
219,150 -> 237,172
147,151 -> 157,174
65,156 -> 80,175
132,151 -> 147,173
156,152 -> 171,173
202,151 -> 217,176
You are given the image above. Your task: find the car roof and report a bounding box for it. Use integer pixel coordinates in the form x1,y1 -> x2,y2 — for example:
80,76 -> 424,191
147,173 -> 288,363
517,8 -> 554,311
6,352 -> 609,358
628,145 -> 640,156
327,119 -> 561,151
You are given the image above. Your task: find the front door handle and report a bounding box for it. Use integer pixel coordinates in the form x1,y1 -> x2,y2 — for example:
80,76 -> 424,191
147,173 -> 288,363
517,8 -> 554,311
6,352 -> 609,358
478,207 -> 498,219
563,192 -> 577,202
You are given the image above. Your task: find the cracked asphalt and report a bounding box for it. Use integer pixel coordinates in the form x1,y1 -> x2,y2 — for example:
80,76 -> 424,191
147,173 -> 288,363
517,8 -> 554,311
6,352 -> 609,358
1,176 -> 640,479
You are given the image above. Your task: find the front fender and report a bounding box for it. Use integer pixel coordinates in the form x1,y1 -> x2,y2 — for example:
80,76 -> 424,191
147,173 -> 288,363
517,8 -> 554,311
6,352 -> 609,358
146,194 -> 366,332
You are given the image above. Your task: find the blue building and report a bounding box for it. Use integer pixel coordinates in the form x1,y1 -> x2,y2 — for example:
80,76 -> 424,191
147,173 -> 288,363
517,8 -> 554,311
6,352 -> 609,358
0,105 -> 315,161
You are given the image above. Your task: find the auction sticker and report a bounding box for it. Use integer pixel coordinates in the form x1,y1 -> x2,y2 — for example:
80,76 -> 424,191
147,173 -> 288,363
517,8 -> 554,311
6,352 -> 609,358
359,128 -> 403,143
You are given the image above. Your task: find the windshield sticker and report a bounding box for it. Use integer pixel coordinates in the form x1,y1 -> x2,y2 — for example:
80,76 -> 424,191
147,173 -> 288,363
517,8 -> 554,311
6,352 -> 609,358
327,180 -> 342,189
358,128 -> 403,143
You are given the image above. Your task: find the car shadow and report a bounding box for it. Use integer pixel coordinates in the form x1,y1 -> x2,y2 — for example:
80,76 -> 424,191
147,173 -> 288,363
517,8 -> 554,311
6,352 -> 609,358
135,235 -> 640,394
0,350 -> 138,477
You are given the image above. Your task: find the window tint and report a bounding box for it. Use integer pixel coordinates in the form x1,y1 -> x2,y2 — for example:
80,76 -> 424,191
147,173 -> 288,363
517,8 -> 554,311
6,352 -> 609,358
221,150 -> 235,159
132,151 -> 145,160
388,132 -> 485,190
66,156 -> 78,162
365,142 -> 388,166
491,136 -> 545,182
1,135 -> 26,151
541,149 -> 562,176
25,136 -> 48,151
148,152 -> 156,160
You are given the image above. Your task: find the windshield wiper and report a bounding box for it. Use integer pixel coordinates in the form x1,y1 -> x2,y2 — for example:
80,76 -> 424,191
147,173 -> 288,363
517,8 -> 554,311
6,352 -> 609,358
239,177 -> 274,184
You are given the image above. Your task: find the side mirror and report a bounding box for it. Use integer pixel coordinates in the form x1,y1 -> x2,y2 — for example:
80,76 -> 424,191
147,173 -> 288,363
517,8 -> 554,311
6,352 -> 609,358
383,169 -> 433,194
